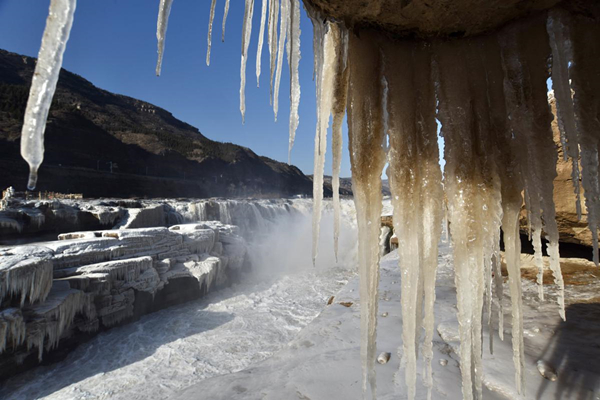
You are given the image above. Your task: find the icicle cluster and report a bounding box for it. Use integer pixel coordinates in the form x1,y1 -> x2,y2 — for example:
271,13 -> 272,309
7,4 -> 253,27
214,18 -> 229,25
16,2 -> 600,400
20,0 -> 77,190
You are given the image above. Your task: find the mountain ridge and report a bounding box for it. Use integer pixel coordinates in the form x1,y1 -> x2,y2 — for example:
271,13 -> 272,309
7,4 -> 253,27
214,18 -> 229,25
0,49 -> 316,198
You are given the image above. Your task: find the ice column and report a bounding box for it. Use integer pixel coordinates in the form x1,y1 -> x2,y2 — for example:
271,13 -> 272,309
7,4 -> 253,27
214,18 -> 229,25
20,0 -> 77,190
434,36 -> 504,400
347,32 -> 387,399
382,39 -> 442,400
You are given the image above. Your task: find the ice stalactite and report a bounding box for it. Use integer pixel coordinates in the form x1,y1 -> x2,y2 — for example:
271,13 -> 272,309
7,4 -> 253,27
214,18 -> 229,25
382,39 -> 442,400
255,0 -> 268,87
156,0 -> 173,76
434,35 -> 505,400
272,0 -> 288,121
331,27 -> 349,261
311,22 -> 338,265
499,17 -> 565,321
267,0 -> 279,103
20,0 -> 77,191
1,258 -> 54,307
0,309 -> 26,354
240,0 -> 255,123
206,0 -> 217,66
221,0 -> 230,42
347,31 -> 387,399
287,0 -> 301,162
547,10 -> 582,220
568,10 -> 600,266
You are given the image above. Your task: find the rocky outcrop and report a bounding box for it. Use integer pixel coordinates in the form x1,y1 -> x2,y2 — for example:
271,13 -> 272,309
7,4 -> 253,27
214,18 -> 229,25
0,222 -> 247,380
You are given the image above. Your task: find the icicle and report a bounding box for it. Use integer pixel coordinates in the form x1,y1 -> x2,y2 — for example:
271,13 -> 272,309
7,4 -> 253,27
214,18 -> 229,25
156,0 -> 173,76
331,27 -> 349,261
383,39 -> 442,400
287,0 -> 301,162
272,0 -> 288,121
499,16 -> 565,321
206,0 -> 217,66
255,0 -> 268,87
435,35 -> 505,400
20,0 -> 77,190
532,228 -> 545,300
240,0 -> 255,123
311,22 -> 337,266
568,11 -> 600,266
347,31 -> 387,399
221,0 -> 230,42
267,0 -> 279,103
547,10 -> 582,220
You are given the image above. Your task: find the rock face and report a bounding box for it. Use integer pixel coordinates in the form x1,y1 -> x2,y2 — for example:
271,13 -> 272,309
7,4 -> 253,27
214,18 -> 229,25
519,95 -> 592,248
305,0 -> 560,37
0,222 -> 247,380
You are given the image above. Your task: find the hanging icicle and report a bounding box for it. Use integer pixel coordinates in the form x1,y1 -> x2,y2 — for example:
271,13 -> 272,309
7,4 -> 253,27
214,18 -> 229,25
206,0 -> 217,66
287,0 -> 301,162
499,16 -> 565,322
240,0 -> 255,123
267,0 -> 279,104
156,0 -> 173,76
20,0 -> 77,191
347,31 -> 387,400
382,38 -> 442,400
221,0 -> 230,42
255,0 -> 268,86
272,0 -> 288,121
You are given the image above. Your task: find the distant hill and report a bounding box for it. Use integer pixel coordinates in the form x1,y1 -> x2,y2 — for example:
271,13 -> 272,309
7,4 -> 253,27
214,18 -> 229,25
307,175 -> 391,197
0,49 -> 314,198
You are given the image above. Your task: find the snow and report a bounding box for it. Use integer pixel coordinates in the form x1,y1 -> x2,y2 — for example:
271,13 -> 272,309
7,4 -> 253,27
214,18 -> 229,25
20,0 -> 77,190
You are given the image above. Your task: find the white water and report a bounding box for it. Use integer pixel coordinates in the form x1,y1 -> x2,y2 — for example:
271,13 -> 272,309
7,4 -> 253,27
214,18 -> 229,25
1,203 -> 358,400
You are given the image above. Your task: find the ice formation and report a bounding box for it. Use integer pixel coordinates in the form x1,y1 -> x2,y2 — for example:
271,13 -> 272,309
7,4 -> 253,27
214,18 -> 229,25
206,0 -> 217,66
240,0 -> 255,123
20,0 -> 77,190
15,2 -> 600,400
155,0 -> 173,76
255,0 -> 268,87
221,0 -> 230,42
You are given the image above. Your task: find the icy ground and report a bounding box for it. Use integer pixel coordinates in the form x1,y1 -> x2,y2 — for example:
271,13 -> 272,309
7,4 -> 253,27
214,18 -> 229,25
0,266 -> 354,400
172,235 -> 600,400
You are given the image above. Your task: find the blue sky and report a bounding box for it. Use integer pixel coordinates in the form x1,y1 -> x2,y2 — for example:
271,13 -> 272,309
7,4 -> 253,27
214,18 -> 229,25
0,0 -> 353,177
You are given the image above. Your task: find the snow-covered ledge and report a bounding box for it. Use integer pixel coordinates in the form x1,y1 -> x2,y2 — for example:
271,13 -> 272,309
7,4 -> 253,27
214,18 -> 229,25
0,222 -> 247,379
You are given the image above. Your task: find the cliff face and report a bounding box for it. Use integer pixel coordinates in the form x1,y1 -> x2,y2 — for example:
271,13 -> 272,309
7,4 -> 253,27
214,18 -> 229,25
0,49 -> 312,199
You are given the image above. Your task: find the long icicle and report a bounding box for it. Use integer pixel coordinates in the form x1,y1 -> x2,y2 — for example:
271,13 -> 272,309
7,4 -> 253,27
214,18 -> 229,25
383,38 -> 442,400
255,0 -> 268,86
287,0 -> 301,162
568,10 -> 600,266
499,16 -> 565,321
331,27 -> 349,261
240,0 -> 255,123
311,22 -> 335,266
221,0 -> 230,42
21,0 -> 77,190
156,0 -> 173,76
206,0 -> 217,66
547,10 -> 582,220
347,31 -> 387,400
273,0 -> 288,121
267,0 -> 279,104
